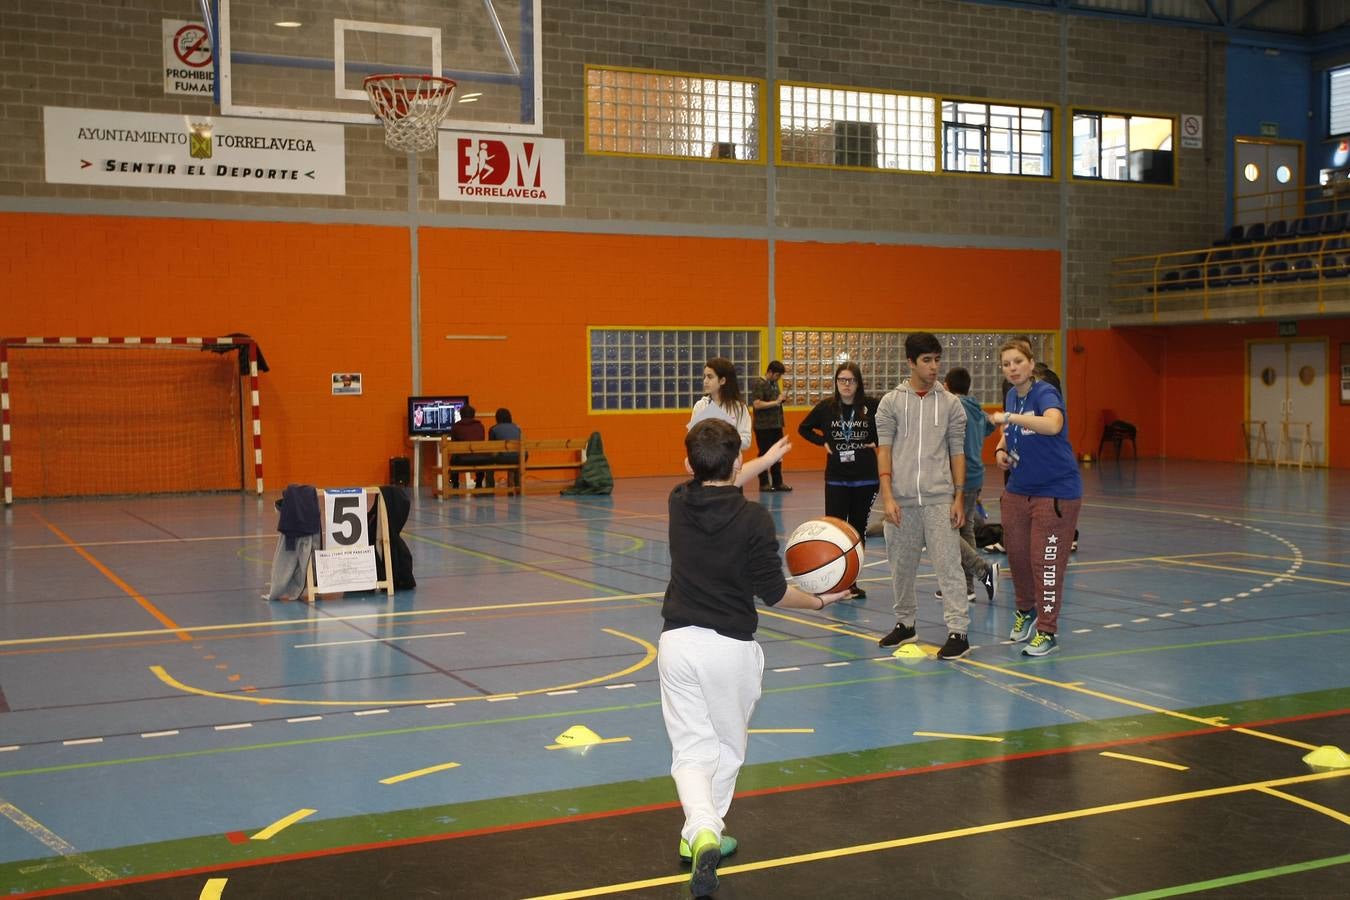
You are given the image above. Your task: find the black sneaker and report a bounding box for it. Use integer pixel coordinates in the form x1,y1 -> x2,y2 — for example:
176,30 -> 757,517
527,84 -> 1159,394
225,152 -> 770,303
980,562 -> 998,602
774,484 -> 793,492
878,622 -> 917,648
935,588 -> 977,602
936,632 -> 971,660
848,584 -> 867,600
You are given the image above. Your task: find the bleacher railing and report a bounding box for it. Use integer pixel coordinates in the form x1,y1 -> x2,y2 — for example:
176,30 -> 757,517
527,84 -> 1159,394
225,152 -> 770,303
1110,213 -> 1350,322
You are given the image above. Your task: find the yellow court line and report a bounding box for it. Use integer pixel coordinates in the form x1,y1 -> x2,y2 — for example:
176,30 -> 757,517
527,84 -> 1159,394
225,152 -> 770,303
1099,751 -> 1189,771
250,808 -> 316,841
1155,558 -> 1350,588
749,728 -> 816,734
39,517 -> 192,642
379,762 -> 461,785
198,878 -> 228,899
913,731 -> 1004,743
1235,552 -> 1350,570
521,769 -> 1350,900
1230,727 -> 1320,751
150,627 -> 656,707
546,737 -> 631,750
1256,787 -> 1350,826
0,798 -> 118,882
0,592 -> 664,649
404,532 -> 630,594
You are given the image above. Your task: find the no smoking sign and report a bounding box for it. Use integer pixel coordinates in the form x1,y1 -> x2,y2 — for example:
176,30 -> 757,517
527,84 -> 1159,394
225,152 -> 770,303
162,19 -> 215,97
1180,113 -> 1203,150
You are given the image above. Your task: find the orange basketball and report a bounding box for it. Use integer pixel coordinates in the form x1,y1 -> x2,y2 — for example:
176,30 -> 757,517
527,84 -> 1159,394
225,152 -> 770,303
784,516 -> 862,595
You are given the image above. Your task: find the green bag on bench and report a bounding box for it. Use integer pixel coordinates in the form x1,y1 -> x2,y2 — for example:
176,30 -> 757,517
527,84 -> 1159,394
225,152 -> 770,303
561,431 -> 613,496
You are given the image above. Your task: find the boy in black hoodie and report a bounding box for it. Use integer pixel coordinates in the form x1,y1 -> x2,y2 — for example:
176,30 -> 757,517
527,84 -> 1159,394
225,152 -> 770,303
661,419 -> 848,895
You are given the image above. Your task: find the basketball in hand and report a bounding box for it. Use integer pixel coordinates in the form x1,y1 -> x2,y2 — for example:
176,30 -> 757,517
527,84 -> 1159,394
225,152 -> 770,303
785,516 -> 862,595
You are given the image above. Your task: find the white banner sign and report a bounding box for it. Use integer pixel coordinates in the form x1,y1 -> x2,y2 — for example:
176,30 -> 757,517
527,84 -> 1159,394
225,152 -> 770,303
438,132 -> 566,205
163,19 -> 214,97
43,107 -> 346,195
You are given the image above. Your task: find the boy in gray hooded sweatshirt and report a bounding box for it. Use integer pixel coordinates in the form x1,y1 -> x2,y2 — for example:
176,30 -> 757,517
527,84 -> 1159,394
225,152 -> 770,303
874,332 -> 973,660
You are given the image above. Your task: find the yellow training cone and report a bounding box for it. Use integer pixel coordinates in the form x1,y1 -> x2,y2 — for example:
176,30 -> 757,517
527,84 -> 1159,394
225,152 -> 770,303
554,725 -> 604,747
892,644 -> 926,660
1302,745 -> 1350,771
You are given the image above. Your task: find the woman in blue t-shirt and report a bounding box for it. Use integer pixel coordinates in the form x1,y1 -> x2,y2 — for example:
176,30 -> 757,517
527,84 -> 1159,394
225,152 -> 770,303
991,339 -> 1082,658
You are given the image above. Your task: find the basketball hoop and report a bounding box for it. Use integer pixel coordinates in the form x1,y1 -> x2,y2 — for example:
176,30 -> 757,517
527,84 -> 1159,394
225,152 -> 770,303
363,74 -> 457,154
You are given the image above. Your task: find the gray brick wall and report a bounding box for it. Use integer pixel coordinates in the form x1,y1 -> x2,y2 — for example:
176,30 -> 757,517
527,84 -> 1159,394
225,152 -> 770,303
0,0 -> 1228,327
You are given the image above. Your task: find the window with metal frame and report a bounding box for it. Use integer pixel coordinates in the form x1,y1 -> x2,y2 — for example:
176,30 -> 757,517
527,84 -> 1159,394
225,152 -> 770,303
1329,65 -> 1350,137
778,330 -> 1056,408
778,82 -> 936,172
1072,110 -> 1175,184
941,101 -> 1053,177
589,328 -> 764,412
585,66 -> 763,162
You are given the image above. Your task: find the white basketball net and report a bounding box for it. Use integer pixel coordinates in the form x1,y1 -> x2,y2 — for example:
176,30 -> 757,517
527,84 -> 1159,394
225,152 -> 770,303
364,74 -> 457,154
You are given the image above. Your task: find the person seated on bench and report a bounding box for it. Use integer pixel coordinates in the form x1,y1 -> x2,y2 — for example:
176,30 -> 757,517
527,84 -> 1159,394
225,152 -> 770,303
448,403 -> 490,489
489,407 -> 523,487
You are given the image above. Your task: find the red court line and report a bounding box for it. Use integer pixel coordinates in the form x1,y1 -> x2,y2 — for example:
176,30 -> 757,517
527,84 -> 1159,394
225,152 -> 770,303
38,516 -> 193,642
10,706 -> 1346,898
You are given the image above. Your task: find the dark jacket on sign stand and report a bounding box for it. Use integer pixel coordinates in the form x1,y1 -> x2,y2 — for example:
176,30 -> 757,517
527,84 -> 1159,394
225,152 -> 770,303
373,485 -> 416,590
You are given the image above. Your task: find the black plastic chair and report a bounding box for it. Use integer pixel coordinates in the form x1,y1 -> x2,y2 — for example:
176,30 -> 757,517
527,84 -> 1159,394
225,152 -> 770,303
1097,410 -> 1137,460
1243,221 -> 1266,243
1267,220 -> 1290,241
1321,212 -> 1347,234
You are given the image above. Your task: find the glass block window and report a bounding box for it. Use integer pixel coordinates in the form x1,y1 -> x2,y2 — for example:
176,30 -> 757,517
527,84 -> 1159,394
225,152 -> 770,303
941,101 -> 1053,177
589,328 -> 764,412
585,66 -> 763,162
778,83 -> 936,172
778,330 -> 1055,407
1072,110 -> 1175,184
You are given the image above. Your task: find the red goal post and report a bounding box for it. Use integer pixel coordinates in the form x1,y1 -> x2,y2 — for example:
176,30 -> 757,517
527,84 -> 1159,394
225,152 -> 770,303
1,336 -> 265,504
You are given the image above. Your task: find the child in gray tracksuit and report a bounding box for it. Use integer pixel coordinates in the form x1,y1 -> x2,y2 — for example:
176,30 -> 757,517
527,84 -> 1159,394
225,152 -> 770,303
874,332 -> 973,660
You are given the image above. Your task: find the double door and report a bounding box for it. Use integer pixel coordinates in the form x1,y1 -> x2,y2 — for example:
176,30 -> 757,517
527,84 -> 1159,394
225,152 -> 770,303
1234,140 -> 1303,227
1247,339 -> 1327,465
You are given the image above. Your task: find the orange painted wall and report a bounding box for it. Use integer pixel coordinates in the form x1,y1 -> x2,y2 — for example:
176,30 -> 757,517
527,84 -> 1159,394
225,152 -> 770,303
1071,322 -> 1350,469
777,242 -> 1063,474
3,214 -> 1071,492
0,213 -> 411,493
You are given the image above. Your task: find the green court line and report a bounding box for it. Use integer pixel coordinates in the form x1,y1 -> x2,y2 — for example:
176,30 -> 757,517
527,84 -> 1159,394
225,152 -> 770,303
1111,852 -> 1350,899
2,687 -> 1347,892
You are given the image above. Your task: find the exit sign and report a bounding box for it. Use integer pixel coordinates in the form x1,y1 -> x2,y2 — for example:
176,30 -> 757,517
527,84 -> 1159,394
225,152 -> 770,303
1277,320 -> 1298,336
1260,121 -> 1279,137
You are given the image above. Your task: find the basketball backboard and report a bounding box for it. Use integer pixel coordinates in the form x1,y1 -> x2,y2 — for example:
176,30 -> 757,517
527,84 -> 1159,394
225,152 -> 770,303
217,0 -> 542,135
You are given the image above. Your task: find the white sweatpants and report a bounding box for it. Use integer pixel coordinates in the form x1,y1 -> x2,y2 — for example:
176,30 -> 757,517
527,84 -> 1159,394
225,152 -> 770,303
658,626 -> 765,844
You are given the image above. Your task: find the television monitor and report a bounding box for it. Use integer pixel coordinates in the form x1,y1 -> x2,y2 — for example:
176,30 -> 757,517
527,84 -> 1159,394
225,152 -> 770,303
408,395 -> 470,437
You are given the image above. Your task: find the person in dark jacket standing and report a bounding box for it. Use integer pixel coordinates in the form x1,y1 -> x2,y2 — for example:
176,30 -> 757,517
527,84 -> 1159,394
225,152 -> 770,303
661,419 -> 847,896
750,360 -> 791,492
796,360 -> 878,599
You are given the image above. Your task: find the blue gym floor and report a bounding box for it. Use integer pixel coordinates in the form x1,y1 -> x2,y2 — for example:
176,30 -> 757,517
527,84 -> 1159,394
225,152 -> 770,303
1,459 -> 1348,898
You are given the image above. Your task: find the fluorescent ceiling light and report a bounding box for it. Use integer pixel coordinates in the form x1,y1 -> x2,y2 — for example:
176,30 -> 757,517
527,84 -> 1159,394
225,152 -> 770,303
274,20 -> 302,28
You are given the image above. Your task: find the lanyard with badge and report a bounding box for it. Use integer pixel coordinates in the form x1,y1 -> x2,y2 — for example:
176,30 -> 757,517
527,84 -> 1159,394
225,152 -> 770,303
1006,389 -> 1031,468
837,403 -> 859,464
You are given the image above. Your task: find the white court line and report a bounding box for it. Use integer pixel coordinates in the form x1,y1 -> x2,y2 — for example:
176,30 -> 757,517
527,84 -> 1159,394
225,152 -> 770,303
287,715 -> 322,723
62,738 -> 102,746
354,709 -> 389,716
141,730 -> 179,738
295,630 -> 466,649
214,723 -> 252,731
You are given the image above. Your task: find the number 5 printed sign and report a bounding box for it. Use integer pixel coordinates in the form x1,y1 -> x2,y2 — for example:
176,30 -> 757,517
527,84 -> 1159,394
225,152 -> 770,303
315,489 -> 378,592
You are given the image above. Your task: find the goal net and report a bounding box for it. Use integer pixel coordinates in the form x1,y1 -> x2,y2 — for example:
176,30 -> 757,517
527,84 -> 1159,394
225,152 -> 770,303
1,337 -> 264,503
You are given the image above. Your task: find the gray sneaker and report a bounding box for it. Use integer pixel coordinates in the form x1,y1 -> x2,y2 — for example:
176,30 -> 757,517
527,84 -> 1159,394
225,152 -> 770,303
1009,608 -> 1036,642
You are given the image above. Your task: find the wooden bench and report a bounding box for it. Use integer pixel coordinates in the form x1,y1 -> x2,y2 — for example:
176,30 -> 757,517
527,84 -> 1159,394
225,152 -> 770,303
435,436 -> 589,497
521,437 -> 588,488
436,438 -> 524,497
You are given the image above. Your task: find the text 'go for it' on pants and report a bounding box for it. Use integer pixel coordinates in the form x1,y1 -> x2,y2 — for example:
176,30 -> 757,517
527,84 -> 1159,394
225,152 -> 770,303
1000,491 -> 1082,634
658,625 -> 764,846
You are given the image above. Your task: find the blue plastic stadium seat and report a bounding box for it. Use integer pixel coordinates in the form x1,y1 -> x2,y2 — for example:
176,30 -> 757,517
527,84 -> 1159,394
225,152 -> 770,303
1293,257 -> 1318,280
1321,212 -> 1347,234
1243,221 -> 1266,243
1267,258 -> 1293,281
1179,267 -> 1203,289
1267,220 -> 1290,241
